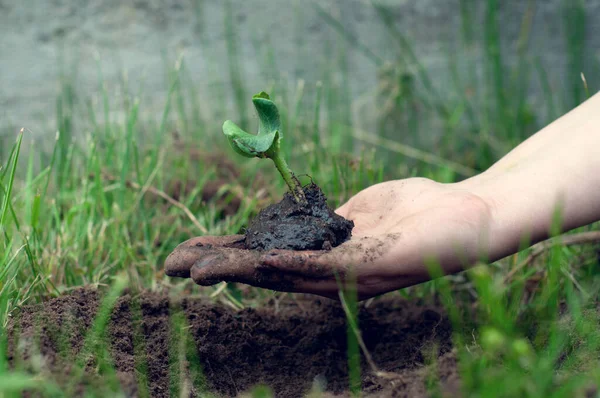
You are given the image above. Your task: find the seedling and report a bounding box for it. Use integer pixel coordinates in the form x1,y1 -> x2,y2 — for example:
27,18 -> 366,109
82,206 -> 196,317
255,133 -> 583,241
222,91 -> 353,251
223,92 -> 307,203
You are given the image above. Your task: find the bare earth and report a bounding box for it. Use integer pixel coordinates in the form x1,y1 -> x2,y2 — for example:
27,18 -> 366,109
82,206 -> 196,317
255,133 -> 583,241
8,288 -> 460,397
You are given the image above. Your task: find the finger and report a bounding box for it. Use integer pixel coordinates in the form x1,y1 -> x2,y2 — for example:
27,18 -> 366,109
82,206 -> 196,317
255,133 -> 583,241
259,234 -> 403,277
258,251 -> 364,297
188,247 -> 339,293
164,235 -> 245,278
189,247 -> 262,286
187,247 -> 382,300
258,237 -> 373,276
191,251 -> 343,299
276,278 -> 342,300
174,234 -> 246,249
259,250 -> 342,278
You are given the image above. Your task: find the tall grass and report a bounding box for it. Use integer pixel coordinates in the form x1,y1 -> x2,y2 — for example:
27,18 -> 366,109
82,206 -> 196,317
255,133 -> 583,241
224,0 -> 249,131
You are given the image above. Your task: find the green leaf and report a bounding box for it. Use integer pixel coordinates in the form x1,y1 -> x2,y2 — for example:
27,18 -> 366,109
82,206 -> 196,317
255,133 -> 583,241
30,193 -> 41,229
252,91 -> 271,100
253,96 -> 281,138
222,91 -> 281,158
0,130 -> 23,230
223,120 -> 279,158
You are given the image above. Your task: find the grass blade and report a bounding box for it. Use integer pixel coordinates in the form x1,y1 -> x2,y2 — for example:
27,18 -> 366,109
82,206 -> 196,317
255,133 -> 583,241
0,129 -> 23,232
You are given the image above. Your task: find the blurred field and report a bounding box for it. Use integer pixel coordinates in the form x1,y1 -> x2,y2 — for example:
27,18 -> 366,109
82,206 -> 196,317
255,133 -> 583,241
1,1 -> 600,396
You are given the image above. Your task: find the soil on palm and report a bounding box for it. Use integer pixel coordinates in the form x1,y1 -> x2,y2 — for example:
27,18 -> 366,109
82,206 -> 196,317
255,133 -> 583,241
7,288 -> 460,397
245,183 -> 354,251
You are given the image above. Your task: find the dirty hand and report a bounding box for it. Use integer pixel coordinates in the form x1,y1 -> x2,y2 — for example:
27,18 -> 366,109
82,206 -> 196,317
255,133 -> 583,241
165,93 -> 600,300
164,178 -> 494,300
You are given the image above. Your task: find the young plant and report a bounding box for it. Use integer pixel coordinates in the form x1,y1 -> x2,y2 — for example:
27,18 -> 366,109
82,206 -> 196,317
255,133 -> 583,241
223,91 -> 307,203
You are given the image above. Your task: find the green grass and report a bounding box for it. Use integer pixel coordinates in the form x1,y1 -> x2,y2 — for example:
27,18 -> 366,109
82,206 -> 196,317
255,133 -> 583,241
1,2 -> 600,397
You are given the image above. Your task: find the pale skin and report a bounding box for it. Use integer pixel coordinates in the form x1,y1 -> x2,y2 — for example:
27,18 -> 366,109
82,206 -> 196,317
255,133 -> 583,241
165,92 -> 600,300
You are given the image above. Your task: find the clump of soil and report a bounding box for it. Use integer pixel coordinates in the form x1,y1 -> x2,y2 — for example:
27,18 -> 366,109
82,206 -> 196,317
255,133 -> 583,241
7,288 -> 459,397
245,183 -> 354,251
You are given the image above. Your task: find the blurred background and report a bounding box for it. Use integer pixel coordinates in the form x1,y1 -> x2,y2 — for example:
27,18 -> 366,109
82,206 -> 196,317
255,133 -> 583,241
1,1 -> 597,174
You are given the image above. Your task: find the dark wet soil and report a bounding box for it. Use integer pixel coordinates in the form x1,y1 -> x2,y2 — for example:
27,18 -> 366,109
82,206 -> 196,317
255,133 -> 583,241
7,288 -> 460,397
245,183 -> 354,251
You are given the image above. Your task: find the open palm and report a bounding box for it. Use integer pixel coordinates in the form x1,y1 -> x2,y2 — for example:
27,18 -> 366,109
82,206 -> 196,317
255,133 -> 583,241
165,178 -> 494,300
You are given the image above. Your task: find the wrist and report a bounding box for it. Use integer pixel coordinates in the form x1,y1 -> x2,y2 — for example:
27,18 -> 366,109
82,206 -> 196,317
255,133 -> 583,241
458,166 -> 591,264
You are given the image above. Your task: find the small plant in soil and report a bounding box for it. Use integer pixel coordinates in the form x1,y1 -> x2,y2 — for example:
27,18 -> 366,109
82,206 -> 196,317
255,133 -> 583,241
223,91 -> 354,251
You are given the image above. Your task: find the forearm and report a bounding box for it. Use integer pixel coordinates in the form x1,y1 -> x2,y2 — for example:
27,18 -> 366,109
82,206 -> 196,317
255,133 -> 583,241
462,92 -> 600,260
483,91 -> 600,178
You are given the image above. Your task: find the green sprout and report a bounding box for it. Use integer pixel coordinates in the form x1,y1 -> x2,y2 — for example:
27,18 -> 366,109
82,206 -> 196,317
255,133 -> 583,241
223,91 -> 307,203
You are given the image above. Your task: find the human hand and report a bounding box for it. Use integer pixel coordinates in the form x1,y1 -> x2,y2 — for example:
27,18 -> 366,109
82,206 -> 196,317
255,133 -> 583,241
164,178 -> 494,300
166,93 -> 600,300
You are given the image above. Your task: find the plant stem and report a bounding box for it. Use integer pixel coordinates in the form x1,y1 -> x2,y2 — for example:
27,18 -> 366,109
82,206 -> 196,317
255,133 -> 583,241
271,154 -> 306,203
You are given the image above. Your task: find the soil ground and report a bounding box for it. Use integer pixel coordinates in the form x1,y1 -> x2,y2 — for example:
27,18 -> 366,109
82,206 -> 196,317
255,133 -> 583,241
8,288 -> 460,397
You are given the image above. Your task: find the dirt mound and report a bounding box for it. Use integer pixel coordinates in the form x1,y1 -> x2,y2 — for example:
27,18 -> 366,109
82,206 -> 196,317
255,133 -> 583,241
7,288 -> 459,397
245,183 -> 354,251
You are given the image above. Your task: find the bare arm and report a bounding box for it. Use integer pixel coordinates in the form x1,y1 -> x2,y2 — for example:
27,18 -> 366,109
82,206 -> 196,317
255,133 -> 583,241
461,91 -> 600,260
165,92 -> 600,300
